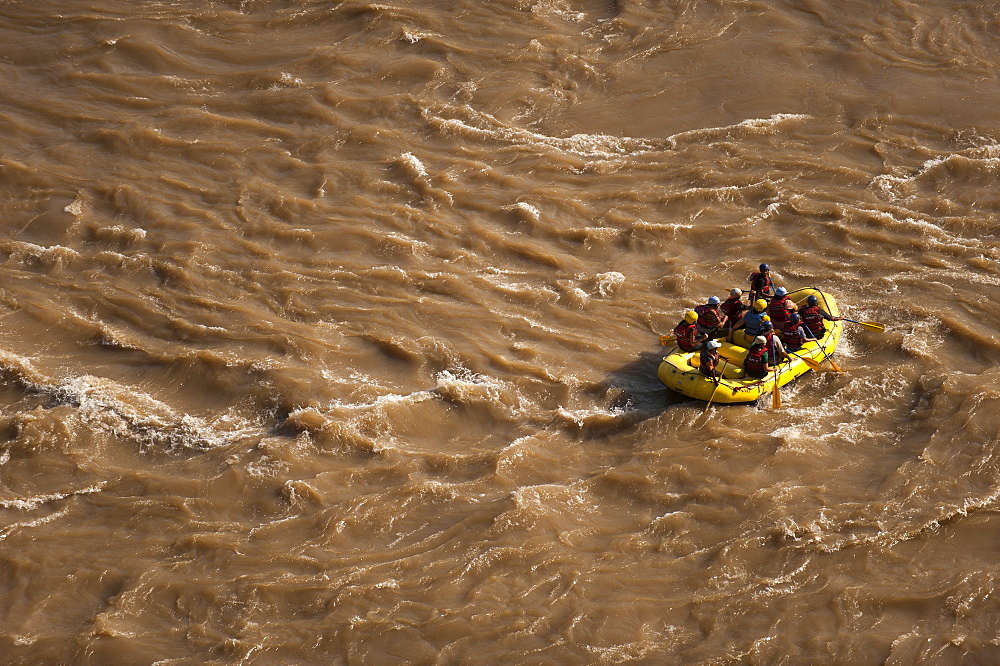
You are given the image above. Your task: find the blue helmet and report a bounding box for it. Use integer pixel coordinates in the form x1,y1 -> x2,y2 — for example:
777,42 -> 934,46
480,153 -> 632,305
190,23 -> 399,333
708,296 -> 720,305
806,295 -> 818,306
789,313 -> 801,324
775,287 -> 787,297
759,263 -> 769,271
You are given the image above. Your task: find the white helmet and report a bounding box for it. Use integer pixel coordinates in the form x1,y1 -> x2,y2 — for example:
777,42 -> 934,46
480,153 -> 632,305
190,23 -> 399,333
706,340 -> 721,349
730,288 -> 742,297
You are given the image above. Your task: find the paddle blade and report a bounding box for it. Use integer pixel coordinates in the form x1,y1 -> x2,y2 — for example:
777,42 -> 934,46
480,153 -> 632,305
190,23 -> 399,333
801,356 -> 821,371
660,335 -> 676,346
844,319 -> 885,332
772,372 -> 781,409
828,357 -> 843,373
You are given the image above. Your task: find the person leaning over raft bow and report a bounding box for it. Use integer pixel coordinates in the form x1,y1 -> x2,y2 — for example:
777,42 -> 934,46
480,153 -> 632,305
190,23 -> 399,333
743,335 -> 776,378
674,310 -> 707,352
694,296 -> 727,339
748,263 -> 774,304
799,294 -> 841,339
699,339 -> 722,380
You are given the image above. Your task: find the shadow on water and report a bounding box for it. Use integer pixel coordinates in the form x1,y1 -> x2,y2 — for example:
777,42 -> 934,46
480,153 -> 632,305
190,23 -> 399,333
605,351 -> 688,412
570,350 -> 696,440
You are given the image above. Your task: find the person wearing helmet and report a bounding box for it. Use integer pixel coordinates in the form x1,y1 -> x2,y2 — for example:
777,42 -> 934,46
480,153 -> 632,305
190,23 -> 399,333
748,263 -> 774,304
767,286 -> 793,327
720,288 -> 748,330
761,319 -> 788,362
780,312 -> 817,352
744,335 -> 775,379
799,294 -> 841,339
673,310 -> 707,352
699,339 -> 723,380
732,298 -> 769,347
694,296 -> 726,338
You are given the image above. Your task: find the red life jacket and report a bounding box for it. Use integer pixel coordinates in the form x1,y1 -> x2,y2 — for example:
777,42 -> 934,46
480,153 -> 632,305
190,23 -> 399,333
720,296 -> 746,322
749,272 -> 773,295
695,304 -> 724,328
762,329 -> 781,360
782,323 -> 805,349
745,346 -> 768,373
800,305 -> 824,336
767,296 -> 791,324
674,321 -> 699,352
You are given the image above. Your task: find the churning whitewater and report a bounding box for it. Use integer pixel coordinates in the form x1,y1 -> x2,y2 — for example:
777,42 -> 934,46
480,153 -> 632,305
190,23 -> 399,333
1,0 -> 1000,663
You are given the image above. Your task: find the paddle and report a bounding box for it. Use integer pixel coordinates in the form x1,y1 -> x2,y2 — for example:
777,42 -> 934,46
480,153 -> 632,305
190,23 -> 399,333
772,364 -> 781,409
817,345 -> 842,373
703,357 -> 729,413
774,356 -> 795,408
660,334 -> 676,346
786,350 -> 821,371
842,318 -> 885,332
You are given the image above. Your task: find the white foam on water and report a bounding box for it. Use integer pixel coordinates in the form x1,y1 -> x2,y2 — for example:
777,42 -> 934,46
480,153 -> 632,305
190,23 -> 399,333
853,207 -> 954,242
558,282 -> 590,307
504,201 -> 541,223
680,179 -> 775,197
556,406 -> 625,429
479,268 -> 559,302
399,151 -> 429,179
0,506 -> 70,541
581,639 -> 657,663
246,453 -> 292,479
872,151 -> 1000,201
435,367 -> 530,416
745,200 -> 783,225
64,194 -> 85,217
421,102 -> 663,159
382,232 -> 432,254
1,240 -> 81,264
900,317 -> 945,359
594,271 -> 625,297
396,152 -> 454,205
277,71 -> 305,87
495,435 -> 539,474
338,388 -> 438,412
0,483 -> 106,511
56,375 -> 223,450
509,313 -> 561,334
401,27 -> 434,43
529,0 -> 586,22
667,113 -> 811,147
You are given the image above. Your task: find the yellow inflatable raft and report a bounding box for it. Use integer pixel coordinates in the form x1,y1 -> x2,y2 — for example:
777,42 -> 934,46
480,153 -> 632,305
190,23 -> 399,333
657,287 -> 843,403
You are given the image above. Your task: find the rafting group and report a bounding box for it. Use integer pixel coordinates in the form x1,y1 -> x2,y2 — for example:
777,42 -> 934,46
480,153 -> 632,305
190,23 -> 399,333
657,264 -> 884,406
674,264 -> 841,379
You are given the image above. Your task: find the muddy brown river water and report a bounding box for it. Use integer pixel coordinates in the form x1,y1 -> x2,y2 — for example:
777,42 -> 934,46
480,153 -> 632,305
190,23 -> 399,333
1,1 -> 1000,663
